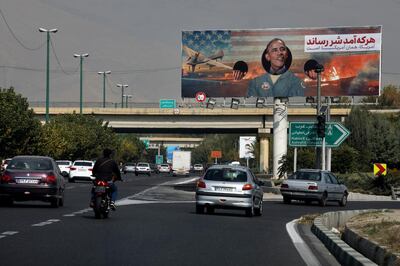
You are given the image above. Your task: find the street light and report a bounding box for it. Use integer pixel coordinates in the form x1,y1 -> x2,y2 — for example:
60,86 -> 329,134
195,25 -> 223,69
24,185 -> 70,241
117,84 -> 128,108
123,94 -> 132,108
39,27 -> 58,123
97,71 -> 111,108
73,53 -> 89,114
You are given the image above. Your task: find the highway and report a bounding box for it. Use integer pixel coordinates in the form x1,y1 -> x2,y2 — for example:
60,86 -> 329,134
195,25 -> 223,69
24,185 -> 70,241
0,172 -> 399,266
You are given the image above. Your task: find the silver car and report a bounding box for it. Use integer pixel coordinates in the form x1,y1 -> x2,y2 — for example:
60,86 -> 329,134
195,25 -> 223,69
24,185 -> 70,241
280,169 -> 348,206
195,165 -> 264,217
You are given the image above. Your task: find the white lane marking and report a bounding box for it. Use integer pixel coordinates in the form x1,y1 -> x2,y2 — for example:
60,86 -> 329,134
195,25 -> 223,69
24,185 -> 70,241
63,178 -> 195,216
32,219 -> 61,227
2,231 -> 18,235
173,177 -> 199,185
0,235 -> 6,239
66,186 -> 75,189
286,219 -> 321,266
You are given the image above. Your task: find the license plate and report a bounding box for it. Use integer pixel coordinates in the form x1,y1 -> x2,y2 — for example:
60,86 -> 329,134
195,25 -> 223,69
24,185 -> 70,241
215,187 -> 234,192
16,179 -> 39,184
94,186 -> 106,193
78,168 -> 86,172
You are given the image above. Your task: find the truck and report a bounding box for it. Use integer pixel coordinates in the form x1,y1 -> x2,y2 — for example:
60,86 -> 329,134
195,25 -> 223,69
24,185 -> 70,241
172,151 -> 191,176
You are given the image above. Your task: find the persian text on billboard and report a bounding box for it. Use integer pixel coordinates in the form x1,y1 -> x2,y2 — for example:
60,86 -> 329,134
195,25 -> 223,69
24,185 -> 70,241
181,26 -> 381,98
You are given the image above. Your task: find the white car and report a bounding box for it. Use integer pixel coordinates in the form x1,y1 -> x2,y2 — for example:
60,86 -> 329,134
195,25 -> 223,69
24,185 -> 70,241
193,164 -> 204,172
69,160 -> 94,182
56,160 -> 72,176
135,162 -> 151,176
158,164 -> 171,173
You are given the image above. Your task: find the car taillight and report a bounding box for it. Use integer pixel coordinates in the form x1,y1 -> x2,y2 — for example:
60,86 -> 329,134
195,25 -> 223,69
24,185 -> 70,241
308,185 -> 318,190
281,183 -> 289,189
70,167 -> 76,171
46,174 -> 57,184
242,184 -> 253,190
197,180 -> 206,188
88,168 -> 93,171
1,173 -> 12,183
96,180 -> 107,186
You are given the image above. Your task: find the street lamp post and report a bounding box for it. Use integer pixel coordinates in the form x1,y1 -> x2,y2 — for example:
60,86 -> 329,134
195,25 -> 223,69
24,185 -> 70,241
74,53 -> 89,114
97,71 -> 111,108
39,27 -> 58,123
124,94 -> 132,108
117,84 -> 128,108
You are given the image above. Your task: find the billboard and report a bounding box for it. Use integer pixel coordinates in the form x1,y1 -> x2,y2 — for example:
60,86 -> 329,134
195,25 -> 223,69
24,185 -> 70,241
239,136 -> 256,159
181,26 -> 381,98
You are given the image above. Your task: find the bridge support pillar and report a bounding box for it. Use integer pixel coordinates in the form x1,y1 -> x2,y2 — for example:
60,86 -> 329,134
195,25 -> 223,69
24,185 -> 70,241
258,128 -> 271,174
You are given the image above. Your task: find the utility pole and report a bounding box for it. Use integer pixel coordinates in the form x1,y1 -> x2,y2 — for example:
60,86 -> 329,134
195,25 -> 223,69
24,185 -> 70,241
39,28 -> 58,123
117,84 -> 128,108
97,71 -> 111,108
74,53 -> 89,114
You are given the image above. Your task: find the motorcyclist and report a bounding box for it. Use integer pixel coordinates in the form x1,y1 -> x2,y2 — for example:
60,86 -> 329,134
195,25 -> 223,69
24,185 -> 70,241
91,148 -> 122,210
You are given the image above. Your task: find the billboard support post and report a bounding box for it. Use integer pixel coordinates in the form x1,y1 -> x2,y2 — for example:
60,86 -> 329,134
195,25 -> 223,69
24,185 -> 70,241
315,64 -> 324,170
273,98 -> 288,179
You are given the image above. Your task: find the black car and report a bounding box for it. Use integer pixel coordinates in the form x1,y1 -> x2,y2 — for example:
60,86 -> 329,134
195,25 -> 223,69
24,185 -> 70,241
0,155 -> 67,207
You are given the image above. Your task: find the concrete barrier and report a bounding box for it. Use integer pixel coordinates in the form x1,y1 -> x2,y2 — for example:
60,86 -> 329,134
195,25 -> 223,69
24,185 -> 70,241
311,210 -> 377,266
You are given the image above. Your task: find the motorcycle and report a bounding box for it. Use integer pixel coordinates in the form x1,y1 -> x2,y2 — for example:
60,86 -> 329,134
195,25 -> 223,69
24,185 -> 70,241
92,180 -> 111,219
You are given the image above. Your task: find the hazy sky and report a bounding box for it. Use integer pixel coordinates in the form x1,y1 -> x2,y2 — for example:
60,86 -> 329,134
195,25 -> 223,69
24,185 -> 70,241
0,0 -> 399,104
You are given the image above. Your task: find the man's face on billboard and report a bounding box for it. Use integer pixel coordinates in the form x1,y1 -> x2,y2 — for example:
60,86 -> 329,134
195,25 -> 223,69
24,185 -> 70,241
265,40 -> 288,72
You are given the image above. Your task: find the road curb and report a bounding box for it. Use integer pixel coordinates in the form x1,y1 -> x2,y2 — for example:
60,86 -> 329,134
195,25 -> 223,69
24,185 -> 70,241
311,210 -> 377,266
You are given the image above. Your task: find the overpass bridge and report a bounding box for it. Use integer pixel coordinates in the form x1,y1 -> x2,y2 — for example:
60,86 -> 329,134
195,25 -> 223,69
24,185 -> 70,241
32,106 -> 351,174
32,106 -> 350,133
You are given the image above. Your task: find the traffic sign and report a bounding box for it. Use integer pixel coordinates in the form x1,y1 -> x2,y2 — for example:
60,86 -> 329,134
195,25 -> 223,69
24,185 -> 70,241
142,139 -> 150,149
155,155 -> 163,165
159,99 -> 176,109
289,122 -> 350,148
195,92 -> 206,102
374,163 -> 387,176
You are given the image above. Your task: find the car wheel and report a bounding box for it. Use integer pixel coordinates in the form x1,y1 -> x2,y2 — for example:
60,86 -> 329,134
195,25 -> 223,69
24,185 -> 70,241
319,192 -> 328,207
51,197 -> 59,208
206,206 -> 214,214
255,200 -> 263,216
59,193 -> 64,207
195,204 -> 204,214
68,178 -> 75,183
283,196 -> 291,204
135,173 -> 138,176
148,173 -> 151,176
1,197 -> 13,206
339,193 -> 348,207
246,202 -> 255,217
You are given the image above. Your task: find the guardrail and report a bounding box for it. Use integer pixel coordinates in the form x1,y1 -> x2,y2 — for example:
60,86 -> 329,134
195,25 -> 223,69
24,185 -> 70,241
391,186 -> 400,200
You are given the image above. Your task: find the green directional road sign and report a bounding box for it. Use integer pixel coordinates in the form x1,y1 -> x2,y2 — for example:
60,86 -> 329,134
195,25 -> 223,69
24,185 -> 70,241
155,155 -> 163,165
159,99 -> 176,109
142,139 -> 150,149
289,122 -> 350,148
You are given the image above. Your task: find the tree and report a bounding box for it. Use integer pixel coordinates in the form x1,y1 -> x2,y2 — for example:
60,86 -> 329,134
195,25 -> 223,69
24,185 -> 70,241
40,113 -> 118,160
0,87 -> 42,158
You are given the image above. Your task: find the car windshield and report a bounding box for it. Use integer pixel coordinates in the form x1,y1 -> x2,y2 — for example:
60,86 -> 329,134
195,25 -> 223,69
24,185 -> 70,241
9,158 -> 53,170
289,171 -> 321,181
204,168 -> 247,182
125,163 -> 135,166
194,164 -> 202,167
57,161 -> 70,165
74,161 -> 92,166
160,164 -> 169,167
137,163 -> 148,167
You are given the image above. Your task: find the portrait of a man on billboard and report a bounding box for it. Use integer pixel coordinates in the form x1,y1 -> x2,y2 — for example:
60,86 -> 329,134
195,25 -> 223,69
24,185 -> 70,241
181,26 -> 381,98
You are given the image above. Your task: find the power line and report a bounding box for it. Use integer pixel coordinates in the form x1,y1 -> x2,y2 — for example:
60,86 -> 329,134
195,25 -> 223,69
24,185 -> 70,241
0,8 -> 45,51
50,38 -> 79,75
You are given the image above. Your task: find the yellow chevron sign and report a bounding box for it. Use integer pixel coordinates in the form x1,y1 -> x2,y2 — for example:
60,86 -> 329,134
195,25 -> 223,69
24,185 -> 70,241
374,163 -> 387,176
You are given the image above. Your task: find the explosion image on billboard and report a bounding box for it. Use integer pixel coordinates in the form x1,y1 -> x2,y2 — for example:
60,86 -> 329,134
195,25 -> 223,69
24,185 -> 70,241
181,26 -> 381,98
